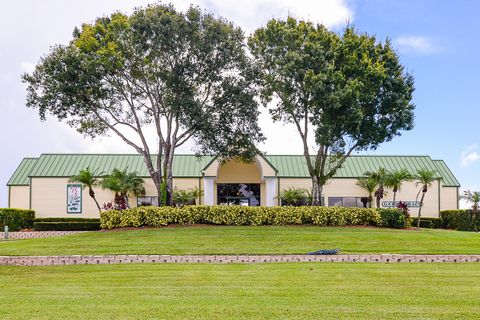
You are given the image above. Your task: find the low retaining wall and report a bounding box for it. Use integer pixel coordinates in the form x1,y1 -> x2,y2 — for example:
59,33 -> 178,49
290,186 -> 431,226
0,231 -> 86,240
1,254 -> 480,266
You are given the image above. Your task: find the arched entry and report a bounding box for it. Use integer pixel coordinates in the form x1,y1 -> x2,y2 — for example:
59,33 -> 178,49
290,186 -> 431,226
202,155 -> 278,206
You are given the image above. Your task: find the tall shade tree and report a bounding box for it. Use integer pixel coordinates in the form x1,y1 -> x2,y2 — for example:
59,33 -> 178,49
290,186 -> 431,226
460,190 -> 480,231
101,168 -> 145,208
415,169 -> 437,228
69,167 -> 102,213
364,168 -> 388,208
23,4 -> 263,206
249,18 -> 415,205
356,176 -> 377,208
385,169 -> 414,202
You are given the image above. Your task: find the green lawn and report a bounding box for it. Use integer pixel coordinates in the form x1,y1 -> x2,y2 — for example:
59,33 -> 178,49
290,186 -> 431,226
1,226 -> 479,255
0,263 -> 479,319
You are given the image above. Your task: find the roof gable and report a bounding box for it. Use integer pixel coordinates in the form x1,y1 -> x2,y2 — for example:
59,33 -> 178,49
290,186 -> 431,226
7,158 -> 38,186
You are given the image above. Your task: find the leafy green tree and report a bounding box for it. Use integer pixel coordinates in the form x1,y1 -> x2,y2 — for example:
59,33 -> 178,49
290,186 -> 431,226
249,18 -> 415,205
385,169 -> 414,202
356,176 -> 377,208
23,4 -> 263,206
101,168 -> 145,208
69,167 -> 102,213
364,168 -> 388,208
460,190 -> 480,231
415,169 -> 437,228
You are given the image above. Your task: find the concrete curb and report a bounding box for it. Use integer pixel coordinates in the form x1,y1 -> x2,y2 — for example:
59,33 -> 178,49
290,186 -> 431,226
1,254 -> 480,266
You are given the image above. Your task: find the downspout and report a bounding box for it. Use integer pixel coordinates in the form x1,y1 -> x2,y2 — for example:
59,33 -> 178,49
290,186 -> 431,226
29,177 -> 32,210
277,177 -> 281,206
198,177 -> 202,205
437,179 -> 441,217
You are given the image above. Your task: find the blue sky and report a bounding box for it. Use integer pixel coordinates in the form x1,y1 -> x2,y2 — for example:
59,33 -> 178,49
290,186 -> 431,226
0,0 -> 478,207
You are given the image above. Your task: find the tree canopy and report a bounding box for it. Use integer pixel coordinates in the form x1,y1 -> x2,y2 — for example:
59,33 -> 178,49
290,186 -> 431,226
23,4 -> 263,205
249,18 -> 415,205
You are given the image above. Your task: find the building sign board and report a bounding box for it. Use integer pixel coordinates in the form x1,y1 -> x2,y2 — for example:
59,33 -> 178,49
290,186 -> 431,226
382,201 -> 421,208
67,184 -> 82,213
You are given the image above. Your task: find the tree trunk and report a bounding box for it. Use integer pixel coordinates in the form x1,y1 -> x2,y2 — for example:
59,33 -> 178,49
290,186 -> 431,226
88,186 -> 102,213
375,186 -> 384,208
162,144 -> 175,206
311,176 -> 323,206
417,191 -> 426,228
393,188 -> 397,203
368,194 -> 373,208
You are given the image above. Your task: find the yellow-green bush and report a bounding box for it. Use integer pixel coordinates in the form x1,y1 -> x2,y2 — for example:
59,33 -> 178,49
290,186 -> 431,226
100,205 -> 389,229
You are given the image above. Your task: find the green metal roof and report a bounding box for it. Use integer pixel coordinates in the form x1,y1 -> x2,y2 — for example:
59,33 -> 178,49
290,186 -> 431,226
432,160 -> 460,187
27,154 -> 213,178
7,158 -> 38,186
265,155 -> 459,187
8,153 -> 460,187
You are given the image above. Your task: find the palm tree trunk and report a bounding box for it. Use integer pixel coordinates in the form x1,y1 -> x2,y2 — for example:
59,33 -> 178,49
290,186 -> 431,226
393,191 -> 396,203
417,191 -> 426,228
88,186 -> 102,214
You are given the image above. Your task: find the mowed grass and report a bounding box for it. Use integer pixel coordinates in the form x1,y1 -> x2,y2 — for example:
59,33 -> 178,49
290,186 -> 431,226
0,226 -> 479,255
0,263 -> 479,319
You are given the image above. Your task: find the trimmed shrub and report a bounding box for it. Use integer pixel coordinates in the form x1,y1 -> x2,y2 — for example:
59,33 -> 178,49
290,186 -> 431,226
100,205 -> 388,229
411,217 -> 442,229
378,209 -> 406,229
440,210 -> 480,231
0,208 -> 35,231
34,218 -> 100,223
33,221 -> 101,231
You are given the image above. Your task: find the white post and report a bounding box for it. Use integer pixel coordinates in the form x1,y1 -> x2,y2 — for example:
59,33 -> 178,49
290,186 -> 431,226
203,177 -> 215,205
265,177 -> 277,207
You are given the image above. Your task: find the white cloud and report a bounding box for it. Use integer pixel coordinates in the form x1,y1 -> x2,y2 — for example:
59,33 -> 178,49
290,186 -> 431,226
20,62 -> 35,73
461,145 -> 480,168
393,36 -> 443,55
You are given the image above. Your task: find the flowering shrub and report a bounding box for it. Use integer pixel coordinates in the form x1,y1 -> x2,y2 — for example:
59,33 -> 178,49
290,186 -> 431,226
100,205 -> 392,229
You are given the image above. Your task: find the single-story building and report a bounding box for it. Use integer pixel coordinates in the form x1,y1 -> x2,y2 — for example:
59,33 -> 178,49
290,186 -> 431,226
7,154 -> 460,218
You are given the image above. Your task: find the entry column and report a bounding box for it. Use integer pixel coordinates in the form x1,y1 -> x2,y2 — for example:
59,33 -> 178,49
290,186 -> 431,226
203,177 -> 215,205
265,177 -> 277,206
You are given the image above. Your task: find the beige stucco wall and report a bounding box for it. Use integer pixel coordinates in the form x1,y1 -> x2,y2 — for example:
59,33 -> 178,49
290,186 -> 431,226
440,187 -> 458,211
204,156 -> 276,179
9,186 -> 30,209
217,159 -> 262,183
278,177 -> 443,217
31,177 -> 202,218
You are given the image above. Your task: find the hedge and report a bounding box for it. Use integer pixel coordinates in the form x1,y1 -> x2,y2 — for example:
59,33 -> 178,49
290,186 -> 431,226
34,218 -> 100,223
440,210 -> 480,231
0,208 -> 35,231
33,221 -> 101,231
411,217 -> 443,229
100,206 -> 405,229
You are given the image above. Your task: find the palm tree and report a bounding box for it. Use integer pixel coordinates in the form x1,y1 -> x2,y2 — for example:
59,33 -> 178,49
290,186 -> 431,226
364,168 -> 388,208
385,169 -> 414,202
460,190 -> 480,231
101,169 -> 145,208
415,169 -> 437,228
69,167 -> 102,213
356,177 -> 377,208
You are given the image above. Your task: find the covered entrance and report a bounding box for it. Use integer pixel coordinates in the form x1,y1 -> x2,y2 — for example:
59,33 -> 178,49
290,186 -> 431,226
217,183 -> 260,206
202,155 -> 278,206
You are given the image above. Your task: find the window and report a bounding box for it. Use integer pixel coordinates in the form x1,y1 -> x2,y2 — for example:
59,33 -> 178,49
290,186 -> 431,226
328,197 -> 367,208
137,196 -> 159,207
217,183 -> 260,206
